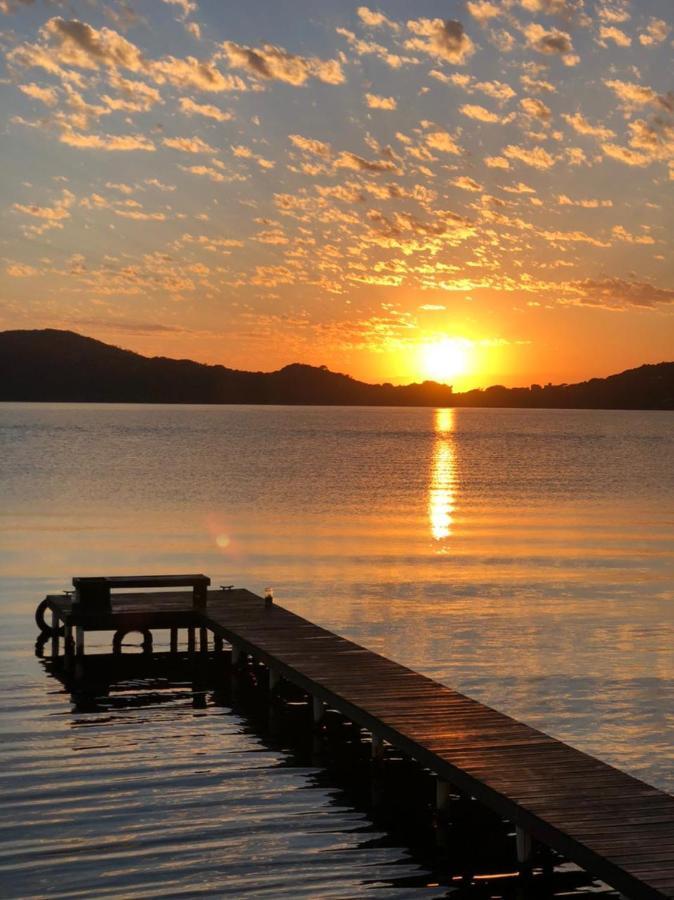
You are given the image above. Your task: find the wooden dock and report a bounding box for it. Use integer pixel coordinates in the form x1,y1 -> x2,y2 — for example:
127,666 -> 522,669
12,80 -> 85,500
36,576 -> 674,900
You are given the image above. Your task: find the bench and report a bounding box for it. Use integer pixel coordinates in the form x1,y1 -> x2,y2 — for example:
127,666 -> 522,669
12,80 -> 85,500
72,574 -> 211,612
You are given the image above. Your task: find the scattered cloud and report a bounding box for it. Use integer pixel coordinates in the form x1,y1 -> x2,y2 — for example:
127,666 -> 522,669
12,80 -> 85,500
222,41 -> 344,86
406,18 -> 475,65
179,97 -> 232,121
365,92 -> 396,110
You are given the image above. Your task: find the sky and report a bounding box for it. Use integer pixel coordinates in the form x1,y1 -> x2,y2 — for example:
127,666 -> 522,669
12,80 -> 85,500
0,0 -> 672,390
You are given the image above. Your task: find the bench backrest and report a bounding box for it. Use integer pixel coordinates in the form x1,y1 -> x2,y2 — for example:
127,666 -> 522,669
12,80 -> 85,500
72,574 -> 210,610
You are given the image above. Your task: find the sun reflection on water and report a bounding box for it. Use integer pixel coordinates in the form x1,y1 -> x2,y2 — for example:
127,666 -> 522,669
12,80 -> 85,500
429,407 -> 457,541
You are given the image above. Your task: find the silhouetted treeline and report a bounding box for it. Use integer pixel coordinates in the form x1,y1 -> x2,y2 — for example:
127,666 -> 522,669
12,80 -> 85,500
0,329 -> 672,409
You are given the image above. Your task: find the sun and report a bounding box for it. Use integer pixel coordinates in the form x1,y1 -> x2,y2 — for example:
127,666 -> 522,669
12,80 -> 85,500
418,338 -> 473,384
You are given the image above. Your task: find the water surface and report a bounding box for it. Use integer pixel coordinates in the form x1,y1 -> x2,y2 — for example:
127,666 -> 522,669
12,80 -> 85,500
1,403 -> 673,895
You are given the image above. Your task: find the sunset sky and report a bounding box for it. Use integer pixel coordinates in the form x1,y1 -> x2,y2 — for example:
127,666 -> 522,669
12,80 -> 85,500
1,0 -> 672,389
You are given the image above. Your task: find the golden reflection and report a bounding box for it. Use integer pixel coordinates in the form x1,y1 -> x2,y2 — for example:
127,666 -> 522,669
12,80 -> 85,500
429,407 -> 456,541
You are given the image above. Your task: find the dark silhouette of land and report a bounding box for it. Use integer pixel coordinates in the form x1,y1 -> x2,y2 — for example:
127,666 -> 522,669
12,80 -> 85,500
1,329 -> 672,409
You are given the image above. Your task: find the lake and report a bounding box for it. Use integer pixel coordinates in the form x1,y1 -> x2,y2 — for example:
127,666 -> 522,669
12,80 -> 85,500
1,403 -> 673,897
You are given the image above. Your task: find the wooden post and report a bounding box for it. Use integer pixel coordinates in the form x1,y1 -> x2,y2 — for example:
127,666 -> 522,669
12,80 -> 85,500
187,626 -> 195,655
372,733 -> 385,759
75,625 -> 85,657
516,826 -> 533,865
231,644 -> 242,667
51,610 -> 60,658
312,696 -> 325,724
214,634 -> 224,654
193,581 -> 207,610
170,627 -> 178,655
199,626 -> 208,654
64,623 -> 74,670
269,667 -> 281,693
436,778 -> 450,812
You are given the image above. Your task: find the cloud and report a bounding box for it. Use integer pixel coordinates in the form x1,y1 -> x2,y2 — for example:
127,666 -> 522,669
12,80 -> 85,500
569,278 -> 674,309
289,134 -> 332,158
557,194 -> 612,207
357,6 -> 400,30
179,97 -> 232,121
453,175 -> 482,191
162,0 -> 197,18
365,92 -> 397,110
562,112 -> 614,139
222,41 -> 344,86
334,151 -> 398,172
232,145 -> 275,169
485,155 -> 510,168
597,25 -> 631,47
60,130 -> 155,150
596,1 -> 630,24
406,18 -> 475,64
639,18 -> 669,46
603,79 -> 672,112
611,224 -> 655,244
460,103 -> 503,123
425,130 -> 462,153
18,82 -> 58,106
520,97 -> 551,121
466,1 -> 501,23
522,23 -> 578,64
503,144 -> 556,169
12,188 -> 75,235
115,209 -> 168,221
6,262 -> 38,277
601,142 -> 650,166
162,135 -> 216,153
10,17 -> 244,93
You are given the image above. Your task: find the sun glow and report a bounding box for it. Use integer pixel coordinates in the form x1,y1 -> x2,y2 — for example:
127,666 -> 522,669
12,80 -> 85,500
418,338 -> 473,385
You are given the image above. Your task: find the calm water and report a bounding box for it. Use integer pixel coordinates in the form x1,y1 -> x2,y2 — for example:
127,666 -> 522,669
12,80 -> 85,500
1,403 -> 673,897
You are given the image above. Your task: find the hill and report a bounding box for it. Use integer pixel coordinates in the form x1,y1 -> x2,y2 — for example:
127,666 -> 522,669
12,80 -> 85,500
0,329 -> 672,409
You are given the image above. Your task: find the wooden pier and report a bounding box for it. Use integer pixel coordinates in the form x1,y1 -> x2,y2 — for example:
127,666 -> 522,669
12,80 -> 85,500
36,575 -> 674,900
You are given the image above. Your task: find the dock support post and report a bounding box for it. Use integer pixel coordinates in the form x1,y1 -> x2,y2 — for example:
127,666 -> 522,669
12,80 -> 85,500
170,627 -> 178,655
75,626 -> 85,657
231,644 -> 243,667
187,627 -> 195,655
199,626 -> 208,654
516,826 -> 533,866
51,610 -> 60,658
371,733 -> 385,759
214,635 -> 224,654
269,667 -> 281,693
312,696 -> 325,724
64,623 -> 74,670
436,778 -> 450,812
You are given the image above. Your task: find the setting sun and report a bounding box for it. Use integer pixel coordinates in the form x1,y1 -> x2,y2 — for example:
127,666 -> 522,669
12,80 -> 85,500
418,338 -> 473,386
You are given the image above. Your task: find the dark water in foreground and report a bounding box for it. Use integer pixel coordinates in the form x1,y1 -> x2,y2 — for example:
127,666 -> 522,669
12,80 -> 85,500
1,404 -> 673,897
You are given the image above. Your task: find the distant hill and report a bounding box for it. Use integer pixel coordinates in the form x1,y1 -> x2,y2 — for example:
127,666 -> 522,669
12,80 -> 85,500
0,329 -> 672,409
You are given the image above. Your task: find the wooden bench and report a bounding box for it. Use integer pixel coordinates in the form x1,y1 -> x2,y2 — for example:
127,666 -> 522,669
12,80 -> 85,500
72,574 -> 211,612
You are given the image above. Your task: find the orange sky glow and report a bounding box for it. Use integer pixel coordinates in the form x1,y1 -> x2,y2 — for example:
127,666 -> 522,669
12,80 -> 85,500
1,0 -> 672,391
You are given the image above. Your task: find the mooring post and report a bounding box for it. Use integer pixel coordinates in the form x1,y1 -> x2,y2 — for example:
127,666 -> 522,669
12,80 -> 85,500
312,696 -> 325,724
436,778 -> 451,812
516,826 -> 533,866
170,627 -> 178,655
371,733 -> 385,759
51,610 -> 60,658
75,625 -> 85,657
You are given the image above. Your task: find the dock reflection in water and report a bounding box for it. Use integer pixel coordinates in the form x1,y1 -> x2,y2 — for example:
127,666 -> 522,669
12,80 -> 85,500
6,649 -> 618,900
